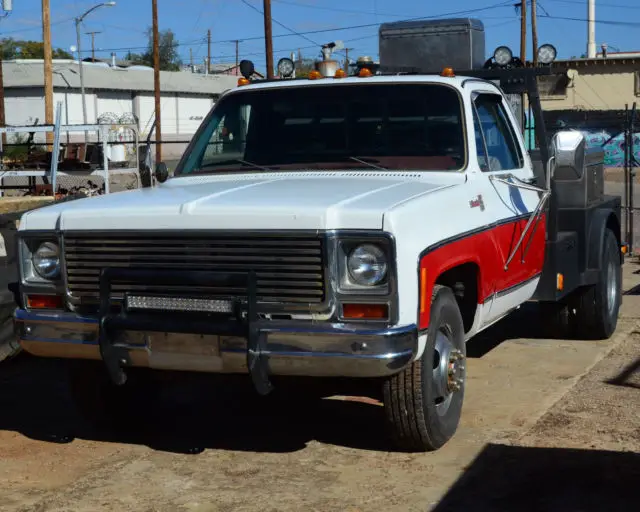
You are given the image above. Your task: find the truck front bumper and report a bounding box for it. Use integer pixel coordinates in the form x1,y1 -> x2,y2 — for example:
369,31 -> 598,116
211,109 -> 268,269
15,309 -> 418,380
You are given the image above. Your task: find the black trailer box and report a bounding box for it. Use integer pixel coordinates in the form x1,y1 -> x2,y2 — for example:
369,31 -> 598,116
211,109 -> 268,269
379,18 -> 485,73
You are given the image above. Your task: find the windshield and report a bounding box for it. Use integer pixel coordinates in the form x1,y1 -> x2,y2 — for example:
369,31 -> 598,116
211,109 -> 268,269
176,83 -> 467,175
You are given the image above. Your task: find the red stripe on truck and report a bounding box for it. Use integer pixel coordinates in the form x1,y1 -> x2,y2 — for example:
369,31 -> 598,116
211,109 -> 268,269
418,213 -> 546,329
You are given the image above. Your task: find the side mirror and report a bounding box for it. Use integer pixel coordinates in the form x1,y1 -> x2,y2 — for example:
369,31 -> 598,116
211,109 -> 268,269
551,130 -> 586,169
549,129 -> 590,186
155,162 -> 169,183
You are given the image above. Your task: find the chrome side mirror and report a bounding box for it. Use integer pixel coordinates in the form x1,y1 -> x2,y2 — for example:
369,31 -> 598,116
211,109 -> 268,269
550,130 -> 586,183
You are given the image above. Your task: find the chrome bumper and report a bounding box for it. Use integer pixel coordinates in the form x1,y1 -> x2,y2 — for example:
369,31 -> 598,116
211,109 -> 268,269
15,309 -> 418,378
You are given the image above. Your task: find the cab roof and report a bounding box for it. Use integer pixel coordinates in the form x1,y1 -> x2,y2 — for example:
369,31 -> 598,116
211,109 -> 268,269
226,74 -> 479,95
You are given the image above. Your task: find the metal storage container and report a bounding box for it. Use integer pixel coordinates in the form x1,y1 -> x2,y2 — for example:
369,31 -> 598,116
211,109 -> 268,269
379,18 -> 486,73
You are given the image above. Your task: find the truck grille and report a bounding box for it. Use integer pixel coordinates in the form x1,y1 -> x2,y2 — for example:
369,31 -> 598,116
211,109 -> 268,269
62,233 -> 327,307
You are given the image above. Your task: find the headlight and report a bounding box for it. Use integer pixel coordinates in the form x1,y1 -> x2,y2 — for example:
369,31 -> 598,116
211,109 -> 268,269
347,244 -> 388,286
32,242 -> 60,279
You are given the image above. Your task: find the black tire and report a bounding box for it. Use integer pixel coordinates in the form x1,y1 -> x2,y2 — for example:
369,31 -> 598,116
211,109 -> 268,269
67,361 -> 159,430
569,228 -> 622,339
383,285 -> 466,452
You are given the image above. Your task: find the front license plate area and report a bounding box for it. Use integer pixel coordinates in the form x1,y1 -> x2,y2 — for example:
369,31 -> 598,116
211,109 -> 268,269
146,332 -> 221,358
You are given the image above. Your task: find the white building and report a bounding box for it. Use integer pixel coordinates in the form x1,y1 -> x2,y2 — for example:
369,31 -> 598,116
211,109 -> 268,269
1,59 -> 238,159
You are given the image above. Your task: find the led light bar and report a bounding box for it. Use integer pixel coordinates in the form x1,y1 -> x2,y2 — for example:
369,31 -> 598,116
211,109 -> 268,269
126,296 -> 234,314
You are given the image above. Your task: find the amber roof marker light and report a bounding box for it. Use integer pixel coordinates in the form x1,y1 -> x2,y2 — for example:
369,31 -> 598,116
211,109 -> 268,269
355,55 -> 378,77
441,67 -> 456,77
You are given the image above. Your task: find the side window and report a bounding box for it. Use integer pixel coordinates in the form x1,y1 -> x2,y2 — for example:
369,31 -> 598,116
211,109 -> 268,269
472,106 -> 489,171
474,94 -> 524,171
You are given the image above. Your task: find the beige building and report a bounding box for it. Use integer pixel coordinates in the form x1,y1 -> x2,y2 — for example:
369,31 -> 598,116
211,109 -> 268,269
540,55 -> 640,111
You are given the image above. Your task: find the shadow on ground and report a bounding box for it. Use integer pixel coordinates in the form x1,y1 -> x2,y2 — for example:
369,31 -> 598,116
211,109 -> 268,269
0,299 -> 601,455
432,443 -> 640,512
0,354 -> 391,454
467,302 -> 561,358
605,355 -> 640,390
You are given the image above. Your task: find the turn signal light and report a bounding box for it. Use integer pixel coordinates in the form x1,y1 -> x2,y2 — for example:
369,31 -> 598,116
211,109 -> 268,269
441,67 -> 456,77
621,244 -> 629,255
308,70 -> 322,80
556,273 -> 564,291
419,268 -> 428,313
237,77 -> 250,86
27,294 -> 64,310
342,303 -> 388,320
358,67 -> 373,78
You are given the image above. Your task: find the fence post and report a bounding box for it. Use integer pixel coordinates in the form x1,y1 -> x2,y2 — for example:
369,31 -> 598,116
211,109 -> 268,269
630,102 -> 637,254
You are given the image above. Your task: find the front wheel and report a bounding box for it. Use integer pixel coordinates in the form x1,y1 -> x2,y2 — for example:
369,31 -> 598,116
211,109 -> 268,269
383,285 -> 466,452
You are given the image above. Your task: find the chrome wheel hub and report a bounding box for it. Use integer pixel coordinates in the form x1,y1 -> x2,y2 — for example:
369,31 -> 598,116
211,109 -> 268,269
606,258 -> 618,317
432,330 -> 465,416
447,349 -> 465,393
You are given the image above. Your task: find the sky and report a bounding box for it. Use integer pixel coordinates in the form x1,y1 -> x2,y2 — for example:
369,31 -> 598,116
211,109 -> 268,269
1,0 -> 639,71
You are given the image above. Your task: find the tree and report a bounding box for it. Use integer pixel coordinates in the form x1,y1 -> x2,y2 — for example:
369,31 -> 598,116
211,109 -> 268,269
124,28 -> 182,71
1,37 -> 74,60
293,58 -> 316,78
293,50 -> 318,78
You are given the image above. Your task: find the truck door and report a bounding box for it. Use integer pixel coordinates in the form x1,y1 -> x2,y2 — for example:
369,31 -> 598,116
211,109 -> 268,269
472,92 -> 547,327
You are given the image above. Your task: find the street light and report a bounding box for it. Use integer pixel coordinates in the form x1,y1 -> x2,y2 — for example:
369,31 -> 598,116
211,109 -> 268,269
75,1 -> 116,137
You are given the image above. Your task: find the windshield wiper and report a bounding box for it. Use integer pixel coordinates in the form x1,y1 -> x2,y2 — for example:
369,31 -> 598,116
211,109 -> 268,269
348,157 -> 387,170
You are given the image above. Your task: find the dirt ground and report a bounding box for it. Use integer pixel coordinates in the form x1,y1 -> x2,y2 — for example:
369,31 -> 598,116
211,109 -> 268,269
0,265 -> 639,512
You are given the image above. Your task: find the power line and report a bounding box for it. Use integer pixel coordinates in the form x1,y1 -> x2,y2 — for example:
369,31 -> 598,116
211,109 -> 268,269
271,0 -> 420,17
240,0 -> 320,47
547,0 -> 640,9
0,15 -> 75,35
69,1 -> 519,55
5,2 -> 640,59
64,10 -> 640,58
540,14 -> 640,27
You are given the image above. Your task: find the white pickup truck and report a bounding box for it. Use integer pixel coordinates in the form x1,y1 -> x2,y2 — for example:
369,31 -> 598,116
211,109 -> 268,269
13,27 -> 623,452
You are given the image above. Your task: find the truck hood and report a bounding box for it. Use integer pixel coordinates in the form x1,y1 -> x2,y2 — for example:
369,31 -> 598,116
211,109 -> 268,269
20,171 -> 464,232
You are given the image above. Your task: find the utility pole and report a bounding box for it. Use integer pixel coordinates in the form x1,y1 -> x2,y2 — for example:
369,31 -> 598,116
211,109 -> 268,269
235,40 -> 240,70
263,0 -> 274,78
519,0 -> 527,64
0,50 -> 5,146
531,0 -> 538,65
344,48 -> 354,73
42,0 -> 54,145
207,29 -> 211,74
0,1 -> 10,144
152,0 -> 162,164
189,47 -> 193,67
86,30 -> 101,61
587,0 -> 596,58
